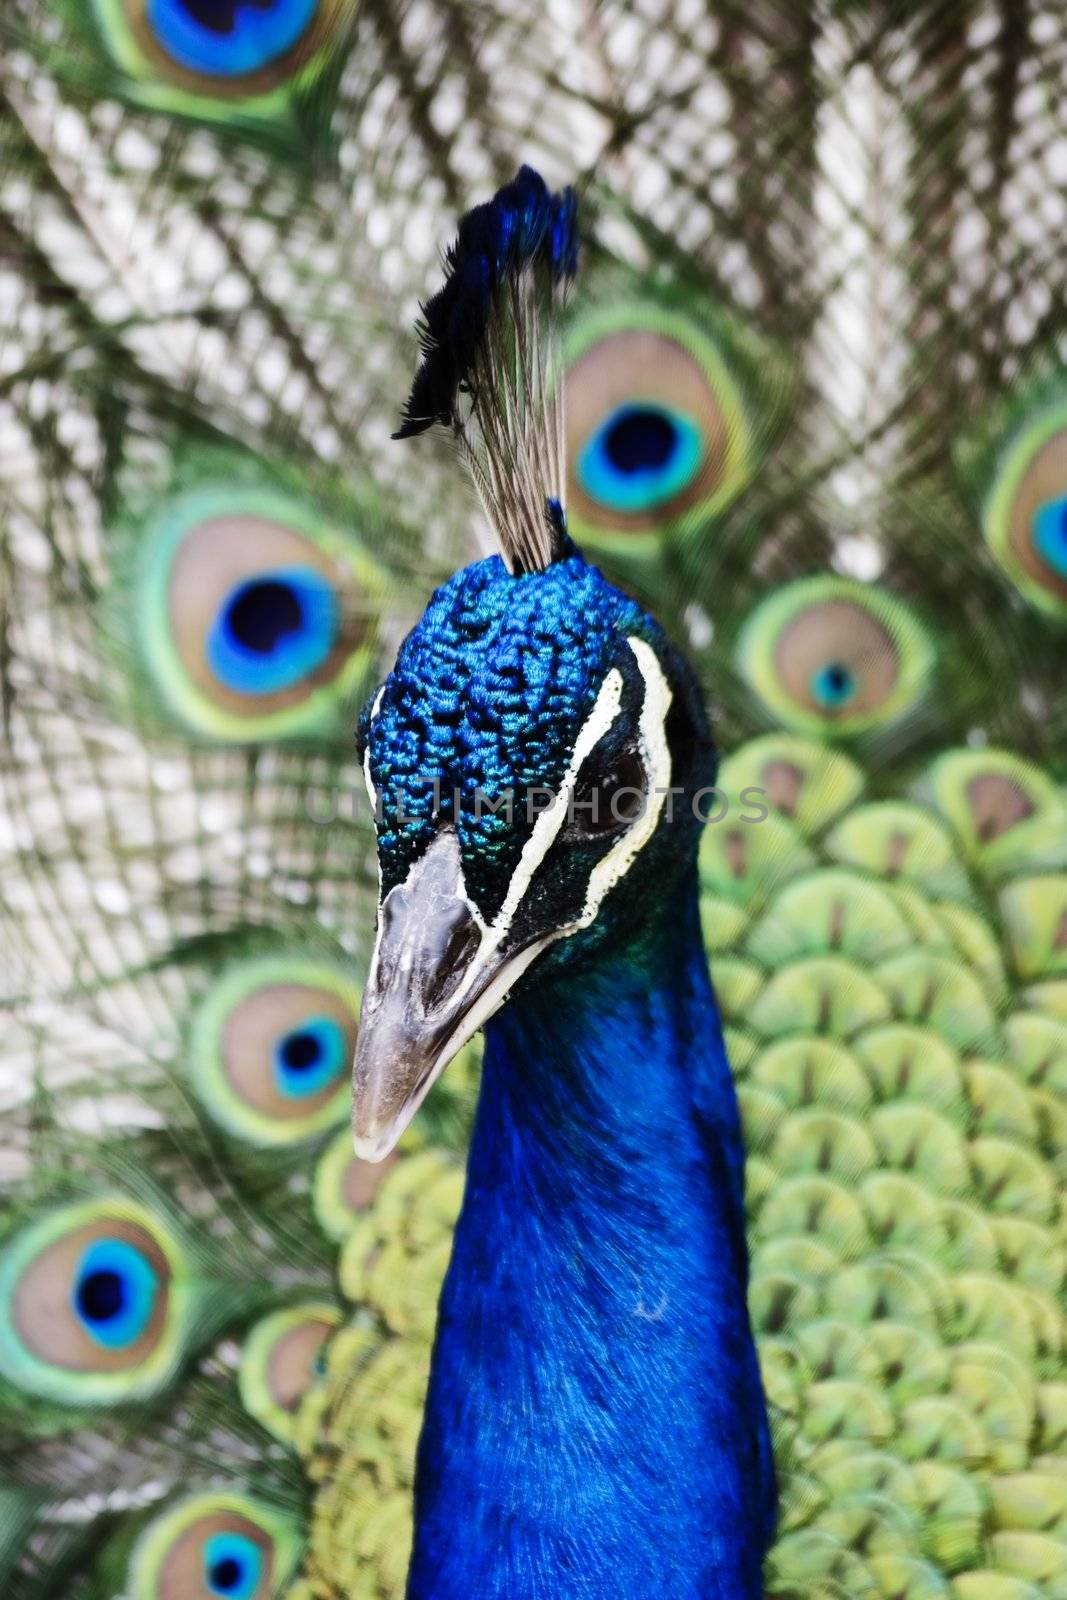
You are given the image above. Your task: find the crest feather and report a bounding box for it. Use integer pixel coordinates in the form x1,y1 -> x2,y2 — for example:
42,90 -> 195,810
394,166 -> 579,575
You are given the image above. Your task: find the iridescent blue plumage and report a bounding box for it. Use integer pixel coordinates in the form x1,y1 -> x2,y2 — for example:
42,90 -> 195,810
73,1239 -> 159,1350
407,886 -> 775,1600
362,549 -> 649,913
148,0 -> 317,77
395,165 -> 578,442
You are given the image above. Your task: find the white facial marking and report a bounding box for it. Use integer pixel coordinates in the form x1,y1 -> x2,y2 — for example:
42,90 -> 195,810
368,642 -> 669,980
462,638 -> 672,978
445,665 -> 625,1007
364,687 -> 387,903
575,636 -> 672,930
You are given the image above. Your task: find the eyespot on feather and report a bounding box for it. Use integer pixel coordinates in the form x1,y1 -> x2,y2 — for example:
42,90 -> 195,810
563,302 -> 758,555
979,398 -> 1067,618
87,0 -> 356,115
188,953 -> 360,1146
0,1199 -> 192,1406
126,1492 -> 302,1600
115,479 -> 380,743
736,577 -> 934,739
312,1126 -> 408,1240
238,1301 -> 341,1443
922,748 -> 1067,874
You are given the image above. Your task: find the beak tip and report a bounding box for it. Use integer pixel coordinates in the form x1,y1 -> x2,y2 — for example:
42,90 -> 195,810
351,1114 -> 401,1164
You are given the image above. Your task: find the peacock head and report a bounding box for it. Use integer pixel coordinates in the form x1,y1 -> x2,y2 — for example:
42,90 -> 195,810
352,165 -> 715,1158
353,542 -> 714,1159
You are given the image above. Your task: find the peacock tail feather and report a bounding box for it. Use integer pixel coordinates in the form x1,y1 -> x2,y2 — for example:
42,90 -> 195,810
1,2 -> 1066,1596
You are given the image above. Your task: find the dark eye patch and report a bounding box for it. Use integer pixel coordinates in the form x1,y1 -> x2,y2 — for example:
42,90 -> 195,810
557,639 -> 655,845
563,734 -> 647,843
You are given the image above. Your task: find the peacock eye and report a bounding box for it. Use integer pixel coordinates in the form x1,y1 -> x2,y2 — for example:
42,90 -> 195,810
187,952 -> 360,1147
111,473 -> 380,743
125,1493 -> 302,1600
961,391 -> 1067,619
0,1200 -> 183,1406
72,1239 -> 160,1350
576,403 -> 705,517
563,302 -> 761,555
91,0 -> 355,99
736,577 -> 935,740
206,568 -> 339,697
312,1127 -> 401,1241
567,749 -> 647,840
273,1016 -> 348,1097
238,1302 -> 341,1444
147,0 -> 317,78
1033,497 -> 1067,576
203,1531 -> 263,1598
810,660 -> 858,711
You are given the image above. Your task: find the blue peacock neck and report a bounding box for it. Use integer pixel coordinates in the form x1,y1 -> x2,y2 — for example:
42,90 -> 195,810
406,873 -> 775,1599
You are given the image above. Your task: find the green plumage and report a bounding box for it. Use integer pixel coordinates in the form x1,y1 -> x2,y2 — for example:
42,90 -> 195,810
1,2 -> 1066,1597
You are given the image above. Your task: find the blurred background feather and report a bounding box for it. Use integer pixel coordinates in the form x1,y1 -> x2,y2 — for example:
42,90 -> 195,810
0,2 -> 1066,1596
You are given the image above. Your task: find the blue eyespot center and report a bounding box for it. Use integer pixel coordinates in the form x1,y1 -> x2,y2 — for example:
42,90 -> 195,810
181,0 -> 271,36
229,580 -> 303,652
148,0 -> 318,79
605,408 -> 677,473
281,1031 -> 319,1070
72,1240 -> 159,1349
77,1268 -> 124,1322
206,565 -> 338,696
577,403 -> 704,515
273,1015 -> 346,1098
811,660 -> 857,710
1033,496 -> 1067,579
204,1532 -> 263,1599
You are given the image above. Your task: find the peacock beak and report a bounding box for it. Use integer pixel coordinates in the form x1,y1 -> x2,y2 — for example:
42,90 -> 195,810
352,827 -> 539,1161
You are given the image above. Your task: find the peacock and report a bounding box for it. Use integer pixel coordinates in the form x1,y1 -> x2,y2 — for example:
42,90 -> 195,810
1,3 -> 1066,1598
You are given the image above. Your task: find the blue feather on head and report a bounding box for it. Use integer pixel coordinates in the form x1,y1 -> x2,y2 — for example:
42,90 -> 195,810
395,166 -> 579,442
360,548 -> 660,916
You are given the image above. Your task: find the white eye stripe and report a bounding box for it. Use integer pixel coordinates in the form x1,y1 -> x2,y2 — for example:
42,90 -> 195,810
491,666 -> 624,936
448,664 -> 625,1005
365,687 -> 386,904
575,637 -> 672,932
459,636 -> 672,988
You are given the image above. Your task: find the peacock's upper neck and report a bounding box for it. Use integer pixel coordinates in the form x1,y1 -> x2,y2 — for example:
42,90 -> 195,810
471,875 -> 741,1195
406,872 -> 775,1600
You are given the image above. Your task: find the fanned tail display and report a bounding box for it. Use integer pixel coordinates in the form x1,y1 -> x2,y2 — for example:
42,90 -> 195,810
1,3 -> 1066,1598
